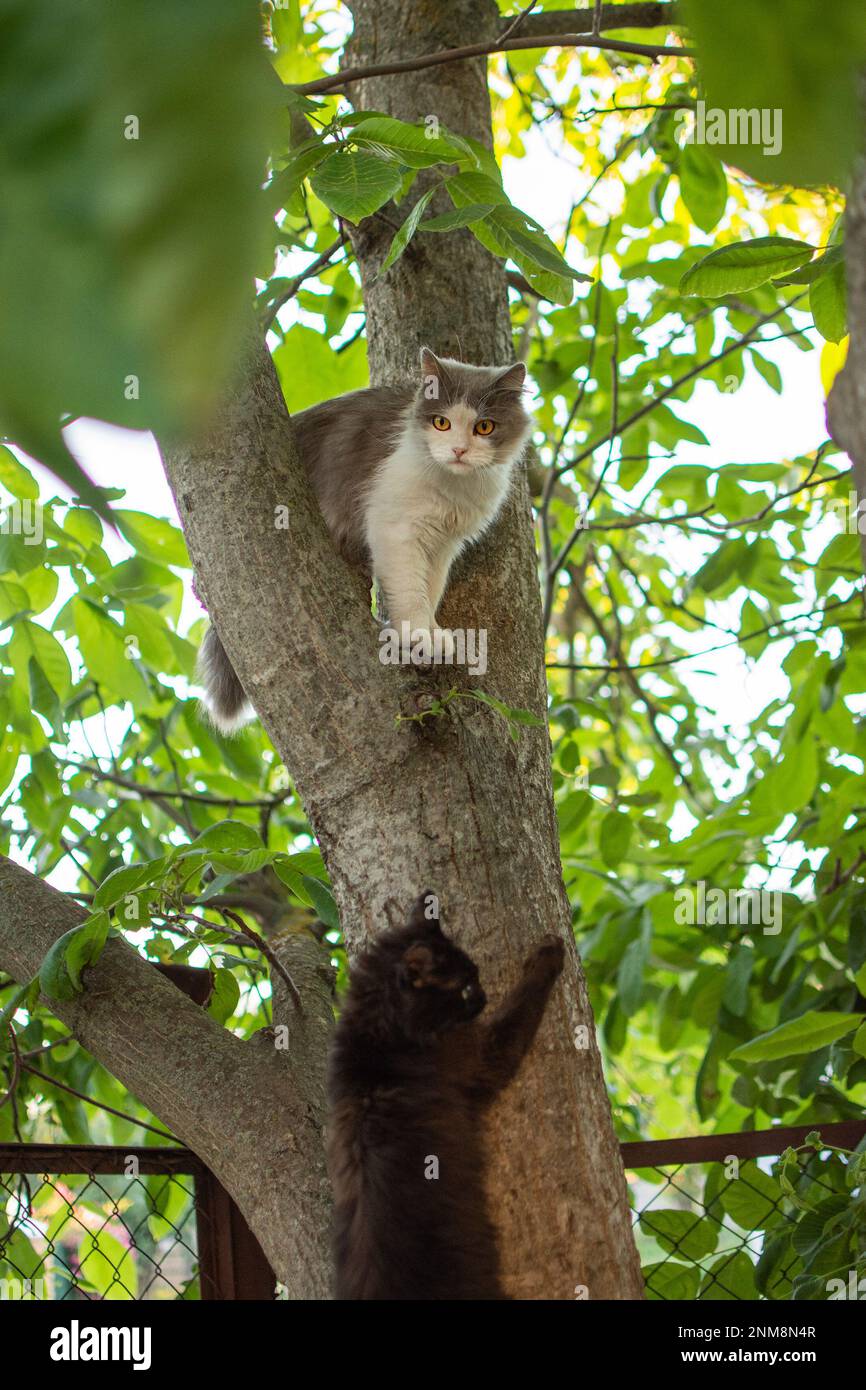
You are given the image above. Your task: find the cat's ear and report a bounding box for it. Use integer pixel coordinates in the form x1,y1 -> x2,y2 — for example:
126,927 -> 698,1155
492,362 -> 526,393
419,346 -> 443,378
400,942 -> 437,989
406,890 -> 442,935
419,348 -> 453,399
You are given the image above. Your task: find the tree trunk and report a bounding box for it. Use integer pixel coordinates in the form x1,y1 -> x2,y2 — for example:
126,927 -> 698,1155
163,0 -> 643,1298
827,136 -> 866,571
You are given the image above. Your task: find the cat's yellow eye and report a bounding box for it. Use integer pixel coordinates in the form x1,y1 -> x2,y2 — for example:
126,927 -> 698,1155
431,415 -> 451,431
474,418 -> 495,436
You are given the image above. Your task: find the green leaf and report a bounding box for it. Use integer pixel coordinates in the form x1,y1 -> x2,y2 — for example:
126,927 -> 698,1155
380,189 -> 436,273
642,1208 -> 719,1260
63,507 -> 104,549
445,172 -> 590,303
698,1250 -> 758,1300
72,597 -> 150,706
349,116 -> 467,169
0,0 -> 279,485
300,875 -> 341,931
27,654 -> 60,725
722,946 -> 754,1017
681,0 -> 866,188
206,847 -> 276,875
691,540 -> 744,595
269,138 -> 330,208
0,977 -> 37,1050
8,620 -> 72,701
772,245 -> 845,288
93,863 -> 156,910
207,967 -> 239,1026
273,324 -> 368,413
755,1230 -> 795,1296
39,915 -> 111,1001
469,689 -> 544,733
643,1260 -> 701,1300
720,1162 -> 781,1230
419,203 -> 495,232
114,512 -> 188,568
0,446 -> 39,500
310,151 -> 404,223
679,144 -> 728,233
190,821 -> 264,852
730,1010 -> 862,1065
78,1228 -> 137,1300
751,738 -> 818,818
749,351 -> 783,393
810,260 -> 847,343
617,916 -> 651,1017
680,237 -> 815,297
600,810 -> 632,870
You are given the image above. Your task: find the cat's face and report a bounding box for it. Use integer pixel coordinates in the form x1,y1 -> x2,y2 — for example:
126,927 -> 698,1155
415,348 -> 531,476
389,896 -> 486,1040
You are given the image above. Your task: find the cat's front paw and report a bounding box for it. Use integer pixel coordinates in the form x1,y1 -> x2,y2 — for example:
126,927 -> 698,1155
400,624 -> 456,666
524,936 -> 565,981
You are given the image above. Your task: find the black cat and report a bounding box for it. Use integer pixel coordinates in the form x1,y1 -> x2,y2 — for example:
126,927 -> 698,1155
327,891 -> 565,1299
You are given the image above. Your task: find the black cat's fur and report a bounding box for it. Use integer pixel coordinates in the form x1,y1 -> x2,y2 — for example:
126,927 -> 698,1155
327,891 -> 565,1300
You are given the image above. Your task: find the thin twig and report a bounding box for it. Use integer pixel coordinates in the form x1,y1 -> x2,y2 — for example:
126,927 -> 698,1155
501,1 -> 540,43
0,1022 -> 22,1111
59,757 -> 296,810
220,908 -> 302,1011
546,595 -> 862,673
22,1063 -> 177,1141
262,233 -> 348,328
59,838 -> 99,888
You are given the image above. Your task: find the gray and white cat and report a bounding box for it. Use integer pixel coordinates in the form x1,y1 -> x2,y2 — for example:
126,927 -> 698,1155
199,347 -> 531,732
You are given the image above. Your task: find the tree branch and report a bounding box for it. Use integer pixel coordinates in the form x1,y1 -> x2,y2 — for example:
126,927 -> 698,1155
260,233 -> 348,329
513,2 -> 680,39
0,854 -> 332,1296
292,27 -> 693,97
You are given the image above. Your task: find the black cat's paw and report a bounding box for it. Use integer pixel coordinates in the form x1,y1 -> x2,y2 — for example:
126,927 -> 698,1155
525,935 -> 565,980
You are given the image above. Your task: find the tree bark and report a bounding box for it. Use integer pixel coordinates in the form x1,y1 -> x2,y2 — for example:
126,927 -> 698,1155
160,0 -> 643,1298
512,3 -> 679,40
0,854 -> 333,1298
827,145 -> 866,571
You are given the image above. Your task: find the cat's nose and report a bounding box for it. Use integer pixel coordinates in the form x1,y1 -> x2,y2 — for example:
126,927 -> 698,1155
452,446 -> 467,459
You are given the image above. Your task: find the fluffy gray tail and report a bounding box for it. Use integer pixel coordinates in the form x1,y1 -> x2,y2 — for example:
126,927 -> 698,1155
197,626 -> 252,735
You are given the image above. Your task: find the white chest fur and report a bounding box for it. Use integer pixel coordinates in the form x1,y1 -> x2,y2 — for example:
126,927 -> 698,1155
362,407 -> 528,638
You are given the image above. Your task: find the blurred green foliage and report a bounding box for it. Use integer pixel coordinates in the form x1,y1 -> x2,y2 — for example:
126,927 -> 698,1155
0,0 -> 864,1300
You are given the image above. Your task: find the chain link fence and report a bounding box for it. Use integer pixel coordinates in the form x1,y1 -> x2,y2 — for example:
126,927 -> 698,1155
625,1121 -> 866,1301
3,1128 -> 863,1301
0,1145 -> 275,1301
0,1168 -> 198,1300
